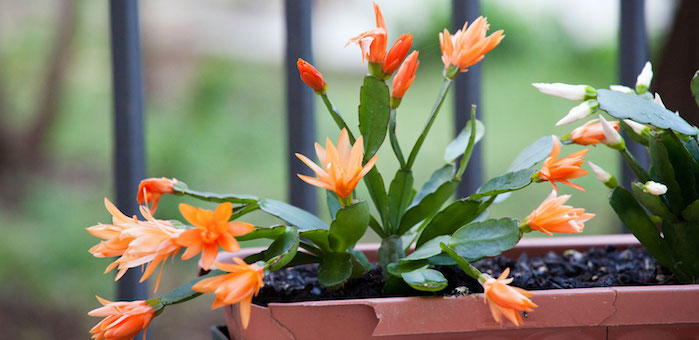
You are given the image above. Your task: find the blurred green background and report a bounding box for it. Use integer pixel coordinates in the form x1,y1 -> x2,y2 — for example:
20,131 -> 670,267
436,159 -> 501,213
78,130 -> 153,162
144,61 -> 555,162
0,0 -> 680,338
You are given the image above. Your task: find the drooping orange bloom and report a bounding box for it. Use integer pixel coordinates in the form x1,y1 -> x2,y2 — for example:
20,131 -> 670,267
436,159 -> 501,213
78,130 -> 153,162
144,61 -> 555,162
295,128 -> 378,199
439,16 -> 504,74
88,296 -> 155,340
524,190 -> 595,236
569,119 -> 620,145
392,51 -> 419,99
175,202 -> 254,270
382,33 -> 413,76
88,198 -> 184,292
537,136 -> 589,192
297,58 -> 326,92
482,268 -> 537,326
346,3 -> 387,64
192,257 -> 264,329
137,177 -> 176,213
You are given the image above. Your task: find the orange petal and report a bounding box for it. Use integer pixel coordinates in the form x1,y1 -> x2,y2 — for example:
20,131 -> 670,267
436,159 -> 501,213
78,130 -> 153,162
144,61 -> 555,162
201,244 -> 219,270
214,202 -> 233,223
228,221 -> 255,236
239,294 -> 253,329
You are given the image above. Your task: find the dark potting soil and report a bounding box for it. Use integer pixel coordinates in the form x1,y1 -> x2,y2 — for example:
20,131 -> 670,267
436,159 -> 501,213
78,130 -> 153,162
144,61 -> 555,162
253,245 -> 678,307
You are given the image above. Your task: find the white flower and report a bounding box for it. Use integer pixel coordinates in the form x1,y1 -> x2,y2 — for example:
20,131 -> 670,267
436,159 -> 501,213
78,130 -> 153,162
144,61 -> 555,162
532,83 -> 595,101
609,85 -> 634,94
599,114 -> 624,149
653,93 -> 665,108
635,61 -> 652,93
556,100 -> 598,126
644,181 -> 667,196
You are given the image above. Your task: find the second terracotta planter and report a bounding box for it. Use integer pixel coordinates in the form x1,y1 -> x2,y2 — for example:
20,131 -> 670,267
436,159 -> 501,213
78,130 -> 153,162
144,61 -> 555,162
221,235 -> 699,340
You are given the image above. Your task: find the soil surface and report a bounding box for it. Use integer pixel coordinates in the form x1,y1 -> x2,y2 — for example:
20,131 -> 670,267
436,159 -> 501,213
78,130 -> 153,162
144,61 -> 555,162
253,246 -> 678,306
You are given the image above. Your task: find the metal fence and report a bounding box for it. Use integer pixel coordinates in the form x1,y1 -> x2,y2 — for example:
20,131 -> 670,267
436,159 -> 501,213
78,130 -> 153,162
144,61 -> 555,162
108,0 -> 651,320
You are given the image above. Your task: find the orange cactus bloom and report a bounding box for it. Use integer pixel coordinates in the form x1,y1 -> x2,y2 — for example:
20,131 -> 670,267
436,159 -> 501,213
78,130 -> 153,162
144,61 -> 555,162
537,136 -> 589,192
482,268 -> 537,326
297,58 -> 326,92
569,119 -> 620,145
525,190 -> 595,236
392,51 -> 419,99
175,202 -> 254,270
88,198 -> 184,292
439,16 -> 504,74
382,33 -> 413,76
137,177 -> 176,213
192,257 -> 264,329
346,3 -> 387,64
295,128 -> 378,199
88,296 -> 155,340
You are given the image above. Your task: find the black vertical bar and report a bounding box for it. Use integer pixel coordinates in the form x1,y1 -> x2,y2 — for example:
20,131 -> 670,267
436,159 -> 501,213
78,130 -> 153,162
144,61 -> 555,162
109,0 -> 149,315
452,0 -> 482,198
619,0 -> 650,232
285,0 -> 316,213
619,6 -> 650,180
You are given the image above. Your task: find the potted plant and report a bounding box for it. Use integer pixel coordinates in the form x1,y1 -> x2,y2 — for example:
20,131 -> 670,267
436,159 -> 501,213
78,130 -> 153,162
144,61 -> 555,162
83,4 -> 699,340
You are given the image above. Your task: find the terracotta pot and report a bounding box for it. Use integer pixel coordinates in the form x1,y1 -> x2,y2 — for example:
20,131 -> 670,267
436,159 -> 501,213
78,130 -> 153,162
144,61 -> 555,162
220,235 -> 699,340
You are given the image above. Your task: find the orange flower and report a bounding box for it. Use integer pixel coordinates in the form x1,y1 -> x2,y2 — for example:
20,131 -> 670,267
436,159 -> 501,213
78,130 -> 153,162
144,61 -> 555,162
537,136 -> 588,192
569,119 -> 620,145
382,33 -> 413,76
175,202 -> 254,270
297,58 -> 326,92
295,128 -> 378,200
391,51 -> 419,100
137,177 -> 176,213
346,3 -> 387,64
524,190 -> 595,236
439,16 -> 504,75
88,198 -> 183,292
88,296 -> 155,340
192,257 -> 264,329
482,268 -> 537,326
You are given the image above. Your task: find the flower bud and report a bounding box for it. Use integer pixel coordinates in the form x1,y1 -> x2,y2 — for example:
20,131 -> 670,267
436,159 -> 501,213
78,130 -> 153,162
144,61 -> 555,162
635,61 -> 652,94
599,114 -> 625,150
588,161 -> 617,188
532,83 -> 596,101
623,119 -> 650,136
391,51 -> 419,107
644,181 -> 667,195
382,33 -> 413,77
556,100 -> 598,126
297,58 -> 326,93
609,85 -> 635,94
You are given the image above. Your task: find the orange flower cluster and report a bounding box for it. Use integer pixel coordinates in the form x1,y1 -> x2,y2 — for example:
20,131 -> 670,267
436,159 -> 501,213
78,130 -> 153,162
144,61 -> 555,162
89,297 -> 155,340
439,16 -> 504,75
525,191 -> 595,235
569,119 -> 620,146
192,257 -> 265,329
537,137 -> 588,192
175,202 -> 254,270
296,129 -> 377,200
482,268 -> 537,326
87,198 -> 183,291
137,177 -> 176,213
